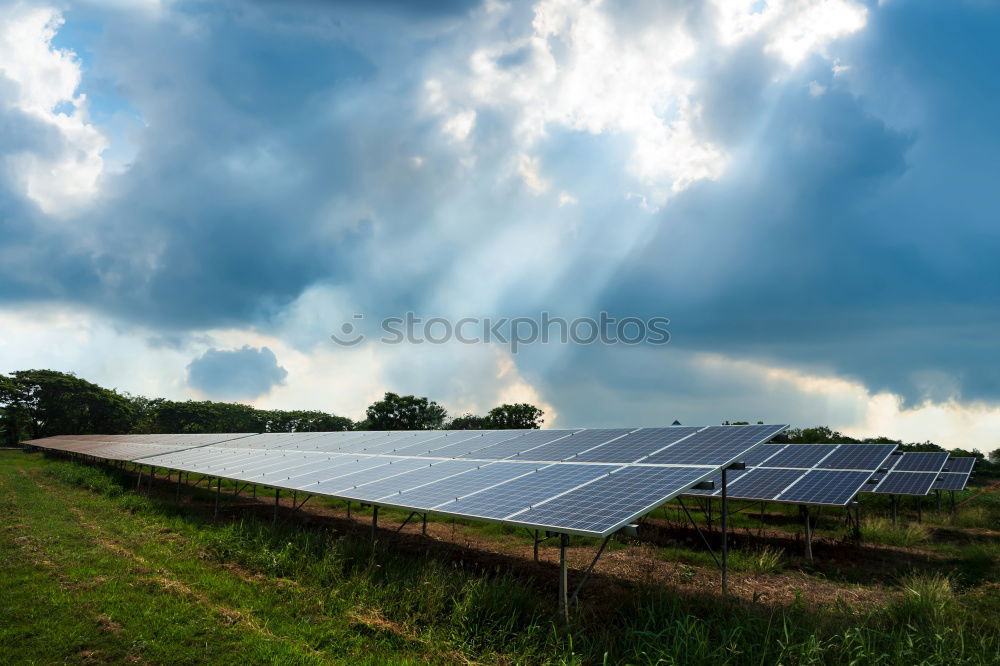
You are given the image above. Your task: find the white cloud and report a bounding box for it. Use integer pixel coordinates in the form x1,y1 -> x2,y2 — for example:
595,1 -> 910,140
517,152 -> 549,193
713,0 -> 867,66
0,5 -> 107,215
696,353 -> 1000,450
426,0 -> 868,208
808,80 -> 827,96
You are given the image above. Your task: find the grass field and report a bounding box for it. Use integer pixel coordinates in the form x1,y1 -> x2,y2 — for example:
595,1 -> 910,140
1,450 -> 998,664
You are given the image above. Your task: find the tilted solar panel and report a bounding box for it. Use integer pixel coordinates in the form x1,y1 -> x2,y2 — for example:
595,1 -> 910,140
762,444 -> 839,469
932,473 -> 970,491
816,444 -> 896,471
873,471 -> 938,495
943,457 -> 976,474
27,424 -> 787,537
776,470 -> 874,505
890,452 -> 949,472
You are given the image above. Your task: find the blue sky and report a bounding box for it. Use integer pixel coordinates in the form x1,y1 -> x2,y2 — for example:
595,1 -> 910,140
1,0 -> 998,448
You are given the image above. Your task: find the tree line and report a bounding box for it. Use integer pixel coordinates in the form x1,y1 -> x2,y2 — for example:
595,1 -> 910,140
1,370 -> 997,475
0,369 -> 544,445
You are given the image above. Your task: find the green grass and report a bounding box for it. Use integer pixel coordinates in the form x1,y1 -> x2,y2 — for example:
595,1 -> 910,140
860,517 -> 931,547
2,451 -> 999,664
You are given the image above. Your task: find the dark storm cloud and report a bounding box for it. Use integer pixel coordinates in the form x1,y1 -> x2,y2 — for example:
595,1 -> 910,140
186,345 -> 288,399
1,0 -> 999,413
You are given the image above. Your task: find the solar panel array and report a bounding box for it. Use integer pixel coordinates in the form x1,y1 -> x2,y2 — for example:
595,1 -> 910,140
26,424 -> 786,537
870,452 -> 950,496
933,456 -> 977,491
685,443 -> 897,506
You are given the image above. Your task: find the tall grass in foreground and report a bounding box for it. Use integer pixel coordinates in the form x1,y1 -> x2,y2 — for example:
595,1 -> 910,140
860,517 -> 930,547
40,457 -> 1000,665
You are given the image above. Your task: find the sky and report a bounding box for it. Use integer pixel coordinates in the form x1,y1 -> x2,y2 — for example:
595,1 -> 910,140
0,0 -> 998,449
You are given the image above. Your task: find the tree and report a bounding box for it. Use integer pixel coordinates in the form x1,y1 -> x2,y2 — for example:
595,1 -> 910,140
447,413 -> 489,430
1,370 -> 134,440
361,392 -> 447,430
486,403 -> 544,429
990,448 -> 1000,464
265,410 -> 353,432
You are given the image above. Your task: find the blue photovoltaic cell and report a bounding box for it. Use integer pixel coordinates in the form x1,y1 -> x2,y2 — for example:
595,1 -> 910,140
389,462 -> 539,509
511,429 -> 635,462
741,444 -> 787,467
891,452 -> 949,472
725,468 -> 806,500
457,429 -> 577,459
932,473 -> 970,491
341,460 -> 482,502
31,424 -> 788,537
816,444 -> 897,471
873,471 -> 938,495
312,458 -> 450,495
412,431 -> 529,458
761,444 -> 838,469
389,431 -> 486,457
434,463 -> 611,518
777,470 -> 873,504
508,466 -> 710,533
257,457 -> 390,486
943,457 -> 976,474
570,427 -> 702,463
642,425 -> 785,465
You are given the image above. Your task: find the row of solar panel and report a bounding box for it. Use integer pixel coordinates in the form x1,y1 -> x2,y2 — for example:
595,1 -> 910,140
30,424 -> 785,467
686,446 -> 975,504
26,425 -> 787,537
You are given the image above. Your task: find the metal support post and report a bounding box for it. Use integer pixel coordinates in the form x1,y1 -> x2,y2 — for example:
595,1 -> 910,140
802,505 -> 813,562
346,501 -> 351,519
422,513 -> 427,535
371,505 -> 379,542
136,466 -> 143,491
916,496 -> 922,523
175,472 -> 182,504
558,534 -> 569,623
935,489 -> 941,518
273,489 -> 280,526
147,466 -> 153,494
569,535 -> 611,605
214,477 -> 221,519
853,503 -> 862,541
534,529 -> 540,562
395,511 -> 417,533
891,495 -> 898,526
721,468 -> 729,594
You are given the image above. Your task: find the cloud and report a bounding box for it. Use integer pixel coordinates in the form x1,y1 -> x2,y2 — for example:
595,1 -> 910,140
186,345 -> 288,400
0,4 -> 107,215
0,0 -> 998,443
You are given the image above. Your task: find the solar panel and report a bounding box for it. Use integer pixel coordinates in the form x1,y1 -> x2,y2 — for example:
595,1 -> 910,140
433,463 -> 611,519
511,429 -> 635,462
680,443 -> 897,505
569,427 -> 702,463
873,471 -> 938,495
455,429 -> 578,459
816,444 -> 896,471
932,473 -> 969,491
724,468 -> 805,500
27,424 -> 787,537
776,470 -> 874,505
642,425 -> 787,466
890,452 -> 949,472
762,444 -> 839,469
930,457 -> 975,490
944,457 -> 976,474
506,466 -> 710,534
